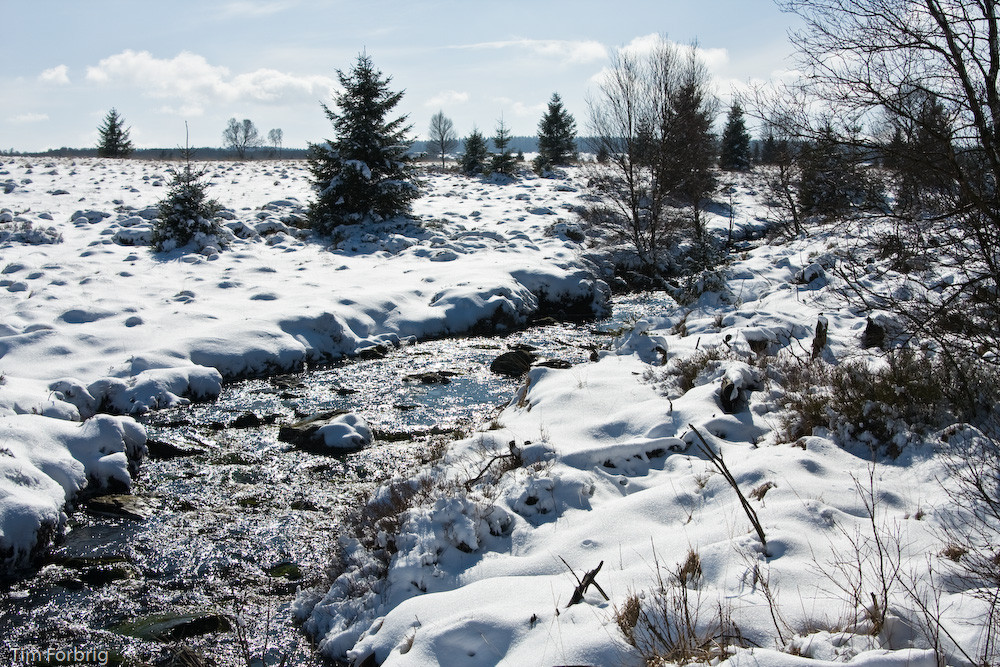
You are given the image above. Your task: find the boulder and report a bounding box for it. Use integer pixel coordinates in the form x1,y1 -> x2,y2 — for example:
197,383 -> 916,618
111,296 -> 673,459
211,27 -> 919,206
84,494 -> 154,521
278,410 -> 373,452
489,349 -> 537,377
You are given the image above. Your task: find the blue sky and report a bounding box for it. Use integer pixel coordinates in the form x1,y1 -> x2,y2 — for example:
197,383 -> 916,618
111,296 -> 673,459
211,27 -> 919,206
3,0 -> 802,152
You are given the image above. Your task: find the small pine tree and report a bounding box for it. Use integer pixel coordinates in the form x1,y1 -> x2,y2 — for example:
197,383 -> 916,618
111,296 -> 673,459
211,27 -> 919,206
152,130 -> 222,252
307,53 -> 419,234
797,124 -> 878,218
490,117 -> 517,177
759,132 -> 779,165
97,108 -> 134,158
719,103 -> 752,171
533,93 -> 577,174
460,128 -> 489,175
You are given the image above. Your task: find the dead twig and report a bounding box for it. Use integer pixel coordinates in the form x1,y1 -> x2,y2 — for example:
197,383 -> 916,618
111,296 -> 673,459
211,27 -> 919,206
560,556 -> 609,607
690,425 -> 769,556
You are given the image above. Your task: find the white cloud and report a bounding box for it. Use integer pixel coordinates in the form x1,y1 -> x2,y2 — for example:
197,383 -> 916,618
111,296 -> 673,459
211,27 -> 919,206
590,35 -> 731,88
424,90 -> 470,109
453,39 -> 607,65
620,34 -> 729,71
619,33 -> 663,59
39,65 -> 70,85
84,50 -> 335,114
493,97 -> 547,119
8,113 -> 49,123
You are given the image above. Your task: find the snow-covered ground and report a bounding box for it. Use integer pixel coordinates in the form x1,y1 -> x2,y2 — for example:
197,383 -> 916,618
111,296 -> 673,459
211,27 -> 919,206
1,158 -> 994,667
0,157 -> 606,569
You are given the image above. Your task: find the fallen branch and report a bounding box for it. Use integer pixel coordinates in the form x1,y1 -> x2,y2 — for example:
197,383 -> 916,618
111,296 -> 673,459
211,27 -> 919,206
560,556 -> 609,607
464,440 -> 522,491
690,425 -> 769,556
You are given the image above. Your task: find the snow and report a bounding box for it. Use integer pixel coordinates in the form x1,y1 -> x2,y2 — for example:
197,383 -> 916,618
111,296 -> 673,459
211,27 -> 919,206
317,412 -> 373,450
0,157 -> 607,569
1,157 -> 994,667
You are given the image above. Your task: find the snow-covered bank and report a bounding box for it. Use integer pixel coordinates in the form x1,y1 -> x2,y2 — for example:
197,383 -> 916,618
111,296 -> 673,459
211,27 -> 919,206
0,414 -> 146,568
297,214 -> 995,664
0,158 -> 607,569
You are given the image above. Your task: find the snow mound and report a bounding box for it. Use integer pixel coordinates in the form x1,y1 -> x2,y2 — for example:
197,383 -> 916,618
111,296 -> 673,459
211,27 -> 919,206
0,413 -> 146,568
316,412 -> 373,450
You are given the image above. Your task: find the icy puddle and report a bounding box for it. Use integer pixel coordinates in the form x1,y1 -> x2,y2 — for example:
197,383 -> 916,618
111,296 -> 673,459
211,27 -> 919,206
0,293 -> 675,666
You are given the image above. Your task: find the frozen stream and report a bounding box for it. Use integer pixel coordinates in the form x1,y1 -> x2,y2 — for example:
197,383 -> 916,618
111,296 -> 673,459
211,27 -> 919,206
0,293 -> 674,666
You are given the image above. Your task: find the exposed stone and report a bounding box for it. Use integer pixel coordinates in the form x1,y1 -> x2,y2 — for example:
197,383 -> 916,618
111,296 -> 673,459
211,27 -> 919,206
534,358 -> 573,370
278,410 -> 373,452
357,343 -> 390,360
84,494 -> 154,521
115,612 -> 232,642
490,349 -> 537,377
146,438 -> 207,460
404,370 -> 458,384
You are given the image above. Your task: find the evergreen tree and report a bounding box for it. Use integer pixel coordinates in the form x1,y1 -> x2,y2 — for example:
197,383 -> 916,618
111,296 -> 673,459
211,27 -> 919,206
96,108 -> 134,158
759,131 -> 779,165
533,93 -> 577,174
307,53 -> 419,234
152,128 -> 222,252
490,117 -> 517,177
460,128 -> 489,175
885,90 -> 956,213
664,66 -> 718,239
797,124 -> 878,218
719,103 -> 752,171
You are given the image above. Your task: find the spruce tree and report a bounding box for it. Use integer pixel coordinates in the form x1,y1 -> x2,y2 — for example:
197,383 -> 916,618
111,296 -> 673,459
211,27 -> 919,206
307,53 -> 419,234
665,71 -> 718,239
719,103 -> 752,171
533,93 -> 577,174
460,128 -> 489,175
152,127 -> 222,252
96,108 -> 134,158
490,117 -> 517,177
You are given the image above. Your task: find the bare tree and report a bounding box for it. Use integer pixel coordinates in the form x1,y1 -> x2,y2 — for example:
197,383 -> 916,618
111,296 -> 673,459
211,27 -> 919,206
427,110 -> 458,169
773,0 -> 1000,368
267,128 -> 283,157
223,117 -> 263,160
586,36 -> 718,272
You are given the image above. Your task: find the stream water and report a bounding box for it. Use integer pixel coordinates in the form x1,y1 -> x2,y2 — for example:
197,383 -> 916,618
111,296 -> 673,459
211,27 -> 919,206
0,293 -> 675,666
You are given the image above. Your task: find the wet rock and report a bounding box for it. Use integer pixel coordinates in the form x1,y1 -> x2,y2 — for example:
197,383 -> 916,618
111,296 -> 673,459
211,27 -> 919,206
534,358 -> 573,370
278,410 -> 373,452
229,411 -> 275,428
490,349 -> 537,377
404,371 -> 456,384
372,425 -> 460,442
79,563 -> 137,587
266,560 -> 302,580
84,494 -> 154,521
115,612 -> 232,642
357,343 -> 390,360
146,437 -> 207,459
270,375 -> 305,390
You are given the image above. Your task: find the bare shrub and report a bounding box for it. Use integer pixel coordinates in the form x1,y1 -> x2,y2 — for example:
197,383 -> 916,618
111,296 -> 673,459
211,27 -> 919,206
619,548 -> 745,665
941,425 -> 1000,667
774,350 -> 996,454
